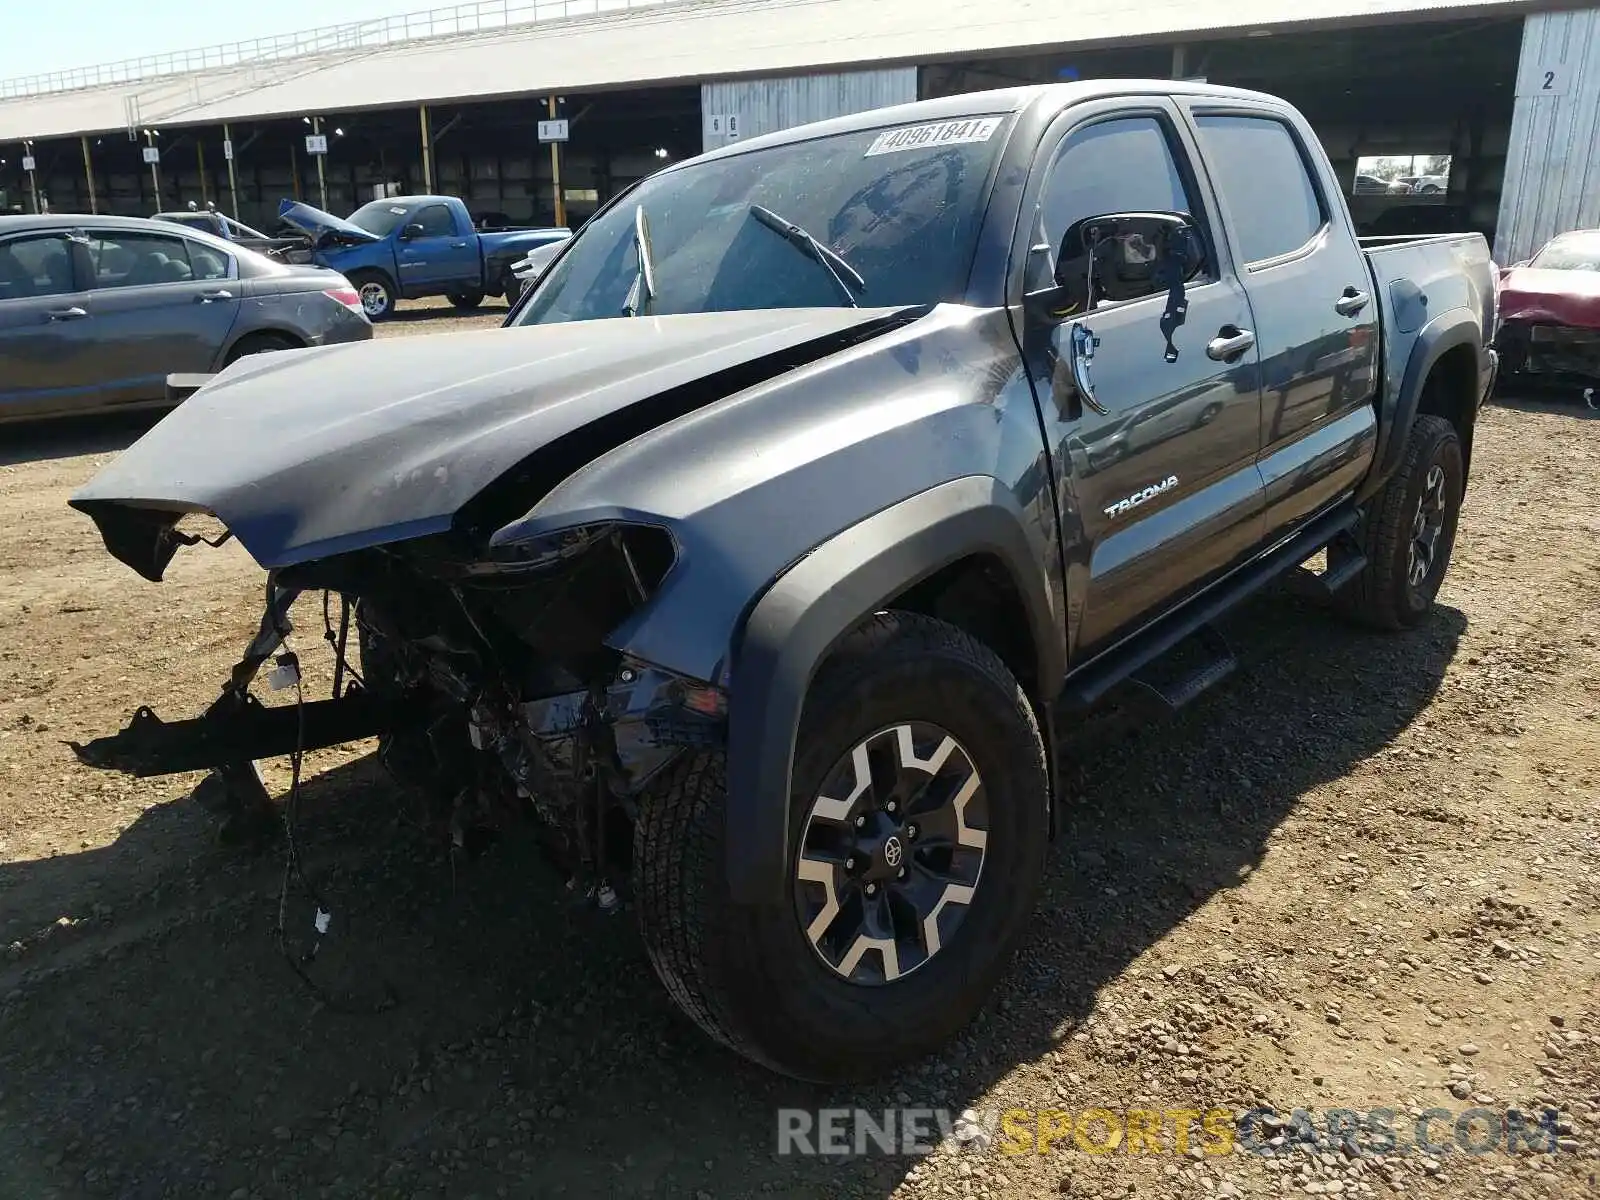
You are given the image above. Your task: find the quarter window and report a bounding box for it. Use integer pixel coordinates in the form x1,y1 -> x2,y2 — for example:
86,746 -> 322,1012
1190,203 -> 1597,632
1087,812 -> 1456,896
1193,115 -> 1326,264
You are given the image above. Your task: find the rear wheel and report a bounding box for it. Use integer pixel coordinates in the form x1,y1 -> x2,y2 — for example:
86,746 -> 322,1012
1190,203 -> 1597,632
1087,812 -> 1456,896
447,290 -> 485,310
222,331 -> 300,366
634,611 -> 1049,1082
501,270 -> 524,306
348,271 -> 396,321
1337,413 -> 1464,630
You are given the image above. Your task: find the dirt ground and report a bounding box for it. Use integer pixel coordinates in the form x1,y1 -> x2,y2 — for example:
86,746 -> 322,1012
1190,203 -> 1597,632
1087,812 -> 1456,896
0,308 -> 1596,1200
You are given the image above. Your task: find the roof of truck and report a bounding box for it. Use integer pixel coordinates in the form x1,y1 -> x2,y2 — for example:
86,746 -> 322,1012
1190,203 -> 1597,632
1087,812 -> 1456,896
689,78 -> 1290,163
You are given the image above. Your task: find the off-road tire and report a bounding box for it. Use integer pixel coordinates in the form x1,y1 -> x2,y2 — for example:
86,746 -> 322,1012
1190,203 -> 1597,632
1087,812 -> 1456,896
633,611 -> 1049,1082
1338,413 -> 1464,630
447,290 -> 486,310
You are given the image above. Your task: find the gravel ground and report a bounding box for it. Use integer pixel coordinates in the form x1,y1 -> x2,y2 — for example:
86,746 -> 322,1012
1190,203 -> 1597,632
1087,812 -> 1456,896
0,312 -> 1596,1200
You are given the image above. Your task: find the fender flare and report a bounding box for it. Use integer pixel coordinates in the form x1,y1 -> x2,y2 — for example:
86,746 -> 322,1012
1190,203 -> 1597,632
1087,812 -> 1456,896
723,475 -> 1065,905
1358,311 -> 1482,504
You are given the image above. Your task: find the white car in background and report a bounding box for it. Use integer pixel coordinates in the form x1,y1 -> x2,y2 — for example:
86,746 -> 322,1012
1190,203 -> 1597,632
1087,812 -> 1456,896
504,237 -> 569,305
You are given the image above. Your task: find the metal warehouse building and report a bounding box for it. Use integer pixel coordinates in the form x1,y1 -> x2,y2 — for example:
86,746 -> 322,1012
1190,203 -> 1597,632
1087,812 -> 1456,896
1,0 -> 1597,265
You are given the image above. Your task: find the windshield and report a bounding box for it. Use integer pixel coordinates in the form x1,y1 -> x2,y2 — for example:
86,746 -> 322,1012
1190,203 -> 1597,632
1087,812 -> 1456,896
513,115 -> 1010,325
347,200 -> 414,238
1529,233 -> 1600,272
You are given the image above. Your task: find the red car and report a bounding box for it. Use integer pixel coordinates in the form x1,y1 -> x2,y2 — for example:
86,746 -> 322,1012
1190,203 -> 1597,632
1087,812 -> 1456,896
1495,228 -> 1600,391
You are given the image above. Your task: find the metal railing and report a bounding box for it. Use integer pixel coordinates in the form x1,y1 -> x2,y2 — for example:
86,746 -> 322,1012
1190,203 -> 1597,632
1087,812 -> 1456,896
0,0 -> 671,100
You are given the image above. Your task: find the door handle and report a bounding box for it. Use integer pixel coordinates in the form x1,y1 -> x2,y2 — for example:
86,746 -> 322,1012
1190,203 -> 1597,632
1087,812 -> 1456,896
1335,287 -> 1370,317
196,289 -> 233,303
1068,322 -> 1109,415
451,241 -> 470,248
46,306 -> 88,321
1206,326 -> 1256,361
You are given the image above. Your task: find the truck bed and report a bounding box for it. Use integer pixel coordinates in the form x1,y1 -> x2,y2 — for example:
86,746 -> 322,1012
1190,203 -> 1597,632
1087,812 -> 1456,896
1360,231 -> 1498,407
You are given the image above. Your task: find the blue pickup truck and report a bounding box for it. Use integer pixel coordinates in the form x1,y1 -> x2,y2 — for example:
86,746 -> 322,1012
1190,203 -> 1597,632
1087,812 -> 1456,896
278,195 -> 570,320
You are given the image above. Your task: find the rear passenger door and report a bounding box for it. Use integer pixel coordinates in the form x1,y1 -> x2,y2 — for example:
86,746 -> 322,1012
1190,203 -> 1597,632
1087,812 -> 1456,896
77,229 -> 242,404
1183,103 -> 1381,537
1014,100 -> 1265,658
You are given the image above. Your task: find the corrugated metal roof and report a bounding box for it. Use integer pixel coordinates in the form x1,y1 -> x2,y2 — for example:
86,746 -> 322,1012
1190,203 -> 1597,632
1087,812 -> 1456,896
0,0 -> 1543,143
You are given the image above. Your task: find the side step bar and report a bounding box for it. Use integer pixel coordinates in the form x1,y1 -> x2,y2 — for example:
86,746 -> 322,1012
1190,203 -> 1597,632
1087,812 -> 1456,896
1284,528 -> 1369,600
1059,504 -> 1361,713
1127,624 -> 1237,712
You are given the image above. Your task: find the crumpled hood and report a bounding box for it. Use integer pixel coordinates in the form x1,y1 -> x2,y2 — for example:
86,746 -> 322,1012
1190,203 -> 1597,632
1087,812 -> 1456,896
1498,266 -> 1600,327
277,198 -> 381,245
71,307 -> 909,579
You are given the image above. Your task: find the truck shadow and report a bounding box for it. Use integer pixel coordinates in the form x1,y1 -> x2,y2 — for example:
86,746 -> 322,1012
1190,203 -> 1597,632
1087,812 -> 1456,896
0,591 -> 1463,1199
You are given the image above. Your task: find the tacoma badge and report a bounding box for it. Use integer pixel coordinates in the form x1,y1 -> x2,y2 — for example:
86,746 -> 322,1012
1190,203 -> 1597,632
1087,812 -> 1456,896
1104,475 -> 1179,519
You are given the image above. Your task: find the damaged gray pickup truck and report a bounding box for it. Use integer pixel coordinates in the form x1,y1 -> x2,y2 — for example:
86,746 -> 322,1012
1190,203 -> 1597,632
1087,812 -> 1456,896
69,81 -> 1498,1083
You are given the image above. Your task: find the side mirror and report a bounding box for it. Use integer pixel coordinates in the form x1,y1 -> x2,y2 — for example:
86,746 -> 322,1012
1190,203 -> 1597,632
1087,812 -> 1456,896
400,223 -> 426,241
1026,211 -> 1204,326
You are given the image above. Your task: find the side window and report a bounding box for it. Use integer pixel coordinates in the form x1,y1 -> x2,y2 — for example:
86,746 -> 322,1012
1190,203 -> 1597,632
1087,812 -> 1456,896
1193,115 -> 1325,265
1033,116 -> 1212,295
0,234 -> 77,300
184,240 -> 231,282
413,205 -> 455,238
85,231 -> 199,289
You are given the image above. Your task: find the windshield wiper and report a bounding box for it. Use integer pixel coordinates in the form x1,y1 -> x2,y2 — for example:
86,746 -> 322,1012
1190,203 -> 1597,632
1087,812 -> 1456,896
623,204 -> 657,317
748,204 -> 865,307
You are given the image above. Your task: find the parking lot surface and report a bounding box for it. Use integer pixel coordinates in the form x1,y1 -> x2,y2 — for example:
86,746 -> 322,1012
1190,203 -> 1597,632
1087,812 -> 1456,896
0,311 -> 1596,1199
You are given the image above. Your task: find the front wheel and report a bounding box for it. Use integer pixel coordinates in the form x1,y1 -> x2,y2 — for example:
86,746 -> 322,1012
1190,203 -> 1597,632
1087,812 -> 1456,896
634,611 -> 1049,1082
1337,413 -> 1464,629
348,271 -> 396,321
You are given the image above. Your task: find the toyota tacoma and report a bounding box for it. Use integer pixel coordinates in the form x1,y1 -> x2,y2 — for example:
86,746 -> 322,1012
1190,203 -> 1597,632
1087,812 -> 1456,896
69,81 -> 1497,1083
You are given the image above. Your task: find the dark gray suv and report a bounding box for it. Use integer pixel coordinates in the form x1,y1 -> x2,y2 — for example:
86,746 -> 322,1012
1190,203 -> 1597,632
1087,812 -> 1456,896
0,214 -> 371,424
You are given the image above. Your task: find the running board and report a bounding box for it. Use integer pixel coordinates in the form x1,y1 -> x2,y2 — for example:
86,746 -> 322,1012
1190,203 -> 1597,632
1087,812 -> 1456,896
1126,624 -> 1237,712
1285,529 -> 1368,600
1059,505 -> 1361,712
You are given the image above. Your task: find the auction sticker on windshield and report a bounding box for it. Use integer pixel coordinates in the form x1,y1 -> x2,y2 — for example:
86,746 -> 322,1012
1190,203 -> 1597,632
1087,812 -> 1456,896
864,117 -> 1003,157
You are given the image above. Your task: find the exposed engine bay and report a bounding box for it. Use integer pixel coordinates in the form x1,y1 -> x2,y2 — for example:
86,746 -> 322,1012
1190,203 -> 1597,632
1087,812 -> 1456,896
72,518 -> 726,908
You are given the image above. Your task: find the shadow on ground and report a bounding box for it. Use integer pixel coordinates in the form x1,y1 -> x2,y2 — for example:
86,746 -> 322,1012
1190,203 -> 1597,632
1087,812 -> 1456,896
0,411 -> 162,468
0,591 -> 1464,1199
1490,387 -> 1600,420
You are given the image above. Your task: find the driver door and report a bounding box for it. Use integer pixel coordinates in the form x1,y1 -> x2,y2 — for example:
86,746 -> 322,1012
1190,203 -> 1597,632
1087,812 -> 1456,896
398,203 -> 477,293
1014,101 -> 1266,657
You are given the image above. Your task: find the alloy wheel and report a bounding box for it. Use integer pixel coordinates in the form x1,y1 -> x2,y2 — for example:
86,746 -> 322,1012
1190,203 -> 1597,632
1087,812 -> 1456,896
1408,462 -> 1448,588
359,282 -> 390,318
792,722 -> 989,985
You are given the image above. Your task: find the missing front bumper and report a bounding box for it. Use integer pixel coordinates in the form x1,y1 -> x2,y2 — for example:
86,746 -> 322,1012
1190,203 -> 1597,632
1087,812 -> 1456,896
69,685 -> 423,778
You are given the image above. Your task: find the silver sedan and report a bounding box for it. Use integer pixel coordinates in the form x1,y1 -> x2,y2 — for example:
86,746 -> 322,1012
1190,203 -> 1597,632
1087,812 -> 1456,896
0,214 -> 372,424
